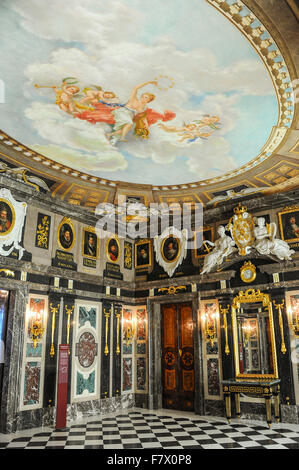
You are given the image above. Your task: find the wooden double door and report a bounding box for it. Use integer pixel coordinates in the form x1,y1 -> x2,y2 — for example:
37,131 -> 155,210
161,303 -> 195,411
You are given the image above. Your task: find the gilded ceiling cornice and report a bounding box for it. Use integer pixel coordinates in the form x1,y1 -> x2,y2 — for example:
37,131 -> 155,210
0,0 -> 297,208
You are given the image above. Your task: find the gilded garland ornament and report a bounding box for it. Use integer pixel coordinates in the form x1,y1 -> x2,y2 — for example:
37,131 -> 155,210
36,215 -> 50,249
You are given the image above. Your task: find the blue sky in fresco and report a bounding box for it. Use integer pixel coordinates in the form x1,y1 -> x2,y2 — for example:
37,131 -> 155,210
0,0 -> 278,184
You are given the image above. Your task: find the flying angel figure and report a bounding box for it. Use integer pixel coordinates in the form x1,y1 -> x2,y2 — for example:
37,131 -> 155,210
158,115 -> 221,143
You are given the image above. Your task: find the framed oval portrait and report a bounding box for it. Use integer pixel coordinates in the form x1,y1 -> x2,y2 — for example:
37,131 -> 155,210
57,218 -> 75,251
0,199 -> 15,236
107,236 -> 120,263
161,236 -> 180,263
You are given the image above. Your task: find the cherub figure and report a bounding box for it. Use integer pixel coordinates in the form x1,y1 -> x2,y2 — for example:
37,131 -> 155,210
34,79 -> 80,115
52,83 -> 80,115
159,115 -> 221,143
77,87 -> 119,109
158,122 -> 212,143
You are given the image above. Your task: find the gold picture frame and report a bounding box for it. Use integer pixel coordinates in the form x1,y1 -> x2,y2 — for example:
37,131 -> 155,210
231,289 -> 278,380
0,198 -> 16,236
278,206 -> 299,244
161,235 -> 181,264
82,227 -> 99,259
135,239 -> 152,268
57,217 -> 75,251
106,236 -> 120,263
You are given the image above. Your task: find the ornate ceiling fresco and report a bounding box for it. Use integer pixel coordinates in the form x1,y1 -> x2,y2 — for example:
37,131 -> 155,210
0,0 -> 298,207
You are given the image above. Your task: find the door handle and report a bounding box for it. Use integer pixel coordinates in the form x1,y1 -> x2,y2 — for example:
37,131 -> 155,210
179,348 -> 182,357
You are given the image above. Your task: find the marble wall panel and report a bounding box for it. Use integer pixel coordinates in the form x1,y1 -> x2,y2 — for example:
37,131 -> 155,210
71,301 -> 101,403
19,294 -> 48,412
201,299 -> 222,401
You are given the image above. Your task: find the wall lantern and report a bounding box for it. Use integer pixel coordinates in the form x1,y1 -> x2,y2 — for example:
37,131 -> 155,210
27,307 -> 47,348
202,308 -> 219,347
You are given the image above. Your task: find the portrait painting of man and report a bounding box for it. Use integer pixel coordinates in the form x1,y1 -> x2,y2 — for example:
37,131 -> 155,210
279,208 -> 299,243
83,230 -> 98,258
162,236 -> 180,262
58,222 -> 74,251
0,202 -> 13,235
135,240 -> 151,268
107,237 -> 120,262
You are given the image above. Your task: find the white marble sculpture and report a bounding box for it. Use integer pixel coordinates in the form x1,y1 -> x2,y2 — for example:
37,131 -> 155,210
201,225 -> 236,274
254,217 -> 295,261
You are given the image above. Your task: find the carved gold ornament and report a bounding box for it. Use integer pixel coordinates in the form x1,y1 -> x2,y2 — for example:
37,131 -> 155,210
124,242 -> 132,269
104,307 -> 111,355
273,300 -> 287,354
115,309 -> 121,355
65,304 -> 74,355
227,203 -> 255,256
158,285 -> 187,295
36,216 -> 50,248
0,268 -> 14,277
49,303 -> 60,357
220,304 -> 230,355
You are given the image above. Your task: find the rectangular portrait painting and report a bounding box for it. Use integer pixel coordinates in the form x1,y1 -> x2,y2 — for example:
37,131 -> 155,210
278,207 -> 299,251
135,240 -> 151,268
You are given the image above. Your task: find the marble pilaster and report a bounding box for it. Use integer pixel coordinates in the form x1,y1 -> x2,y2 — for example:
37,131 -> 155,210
0,282 -> 29,433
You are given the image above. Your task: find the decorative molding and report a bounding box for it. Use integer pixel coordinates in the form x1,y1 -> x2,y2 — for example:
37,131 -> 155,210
158,285 -> 187,295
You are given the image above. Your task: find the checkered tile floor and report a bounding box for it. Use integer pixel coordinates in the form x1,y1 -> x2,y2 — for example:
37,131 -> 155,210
1,408 -> 299,449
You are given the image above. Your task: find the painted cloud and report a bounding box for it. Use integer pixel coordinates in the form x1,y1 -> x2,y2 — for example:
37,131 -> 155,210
0,0 -> 277,184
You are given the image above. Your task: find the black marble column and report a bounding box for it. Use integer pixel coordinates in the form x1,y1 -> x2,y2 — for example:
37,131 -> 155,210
219,295 -> 235,381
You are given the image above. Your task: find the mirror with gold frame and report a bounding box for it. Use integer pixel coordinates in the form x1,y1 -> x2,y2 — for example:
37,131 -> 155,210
231,289 -> 278,379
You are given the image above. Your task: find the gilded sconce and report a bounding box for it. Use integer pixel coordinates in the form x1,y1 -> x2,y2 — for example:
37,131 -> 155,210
202,308 -> 219,348
123,315 -> 136,349
242,320 -> 255,347
287,303 -> 299,336
27,307 -> 46,348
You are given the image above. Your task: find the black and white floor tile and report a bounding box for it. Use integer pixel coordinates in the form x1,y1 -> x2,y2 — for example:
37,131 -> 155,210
1,408 -> 299,450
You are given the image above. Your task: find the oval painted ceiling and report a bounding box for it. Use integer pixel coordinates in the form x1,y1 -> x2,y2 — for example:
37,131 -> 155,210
0,0 -> 279,185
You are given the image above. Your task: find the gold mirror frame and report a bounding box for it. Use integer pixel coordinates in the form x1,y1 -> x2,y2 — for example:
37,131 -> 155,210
231,288 -> 278,380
